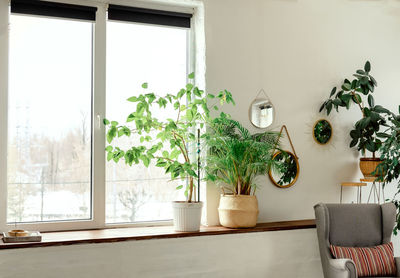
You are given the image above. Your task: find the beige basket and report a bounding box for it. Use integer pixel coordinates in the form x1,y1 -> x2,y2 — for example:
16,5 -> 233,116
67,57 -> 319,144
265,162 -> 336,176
218,195 -> 259,228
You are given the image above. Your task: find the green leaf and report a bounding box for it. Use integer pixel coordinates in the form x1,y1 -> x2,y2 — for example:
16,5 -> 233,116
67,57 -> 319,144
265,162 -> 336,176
368,94 -> 375,108
330,87 -> 337,97
142,83 -> 148,89
319,102 -> 326,113
105,146 -> 113,152
103,118 -> 110,125
127,96 -> 138,102
111,121 -> 118,126
360,76 -> 369,85
176,185 -> 183,190
188,72 -> 195,79
342,83 -> 351,91
352,94 -> 362,104
193,87 -> 201,97
359,117 -> 371,129
356,69 -> 366,75
377,132 -> 390,138
364,61 -> 371,73
140,155 -> 150,167
374,105 -> 391,114
186,83 -> 194,91
326,101 -> 333,115
107,152 -> 113,161
127,113 -> 135,122
370,75 -> 377,86
350,139 -> 358,148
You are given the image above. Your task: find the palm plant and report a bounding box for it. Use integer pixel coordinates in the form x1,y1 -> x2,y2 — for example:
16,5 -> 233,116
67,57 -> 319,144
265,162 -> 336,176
205,115 -> 281,195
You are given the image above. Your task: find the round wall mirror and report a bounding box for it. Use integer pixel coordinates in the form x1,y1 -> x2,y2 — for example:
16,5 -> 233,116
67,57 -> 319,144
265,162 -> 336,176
268,151 -> 299,188
249,98 -> 274,128
313,119 -> 332,145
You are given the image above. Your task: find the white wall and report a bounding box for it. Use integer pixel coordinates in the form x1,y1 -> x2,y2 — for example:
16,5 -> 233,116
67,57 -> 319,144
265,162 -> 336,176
0,229 -> 322,278
204,0 -> 400,224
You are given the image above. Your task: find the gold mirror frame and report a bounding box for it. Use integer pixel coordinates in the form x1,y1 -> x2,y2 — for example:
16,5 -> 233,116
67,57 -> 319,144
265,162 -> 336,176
268,150 -> 300,189
313,119 -> 333,145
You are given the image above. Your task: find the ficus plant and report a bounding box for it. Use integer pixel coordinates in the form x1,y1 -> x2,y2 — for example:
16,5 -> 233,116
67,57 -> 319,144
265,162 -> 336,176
319,61 -> 391,156
104,73 -> 235,203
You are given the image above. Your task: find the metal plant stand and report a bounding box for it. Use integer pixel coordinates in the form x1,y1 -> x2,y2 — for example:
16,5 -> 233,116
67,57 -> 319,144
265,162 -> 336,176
361,177 -> 385,204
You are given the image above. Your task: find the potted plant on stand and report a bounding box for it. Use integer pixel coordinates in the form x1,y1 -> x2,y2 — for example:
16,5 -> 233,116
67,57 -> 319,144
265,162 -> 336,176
104,73 -> 235,232
320,61 -> 391,177
204,115 -> 281,228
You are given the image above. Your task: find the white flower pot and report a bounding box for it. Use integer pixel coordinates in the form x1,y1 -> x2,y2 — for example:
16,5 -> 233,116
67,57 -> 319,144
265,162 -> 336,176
172,201 -> 203,232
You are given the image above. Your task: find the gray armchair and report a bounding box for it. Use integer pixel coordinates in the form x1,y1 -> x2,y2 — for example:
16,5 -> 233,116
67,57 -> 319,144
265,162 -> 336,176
314,203 -> 400,278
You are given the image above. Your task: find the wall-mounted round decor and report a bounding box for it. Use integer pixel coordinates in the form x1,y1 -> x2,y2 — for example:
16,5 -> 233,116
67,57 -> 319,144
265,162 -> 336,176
313,119 -> 332,145
268,151 -> 299,188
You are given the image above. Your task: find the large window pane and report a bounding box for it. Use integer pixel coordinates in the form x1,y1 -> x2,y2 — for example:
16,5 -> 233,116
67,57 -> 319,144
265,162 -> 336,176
7,15 -> 92,223
106,21 -> 187,223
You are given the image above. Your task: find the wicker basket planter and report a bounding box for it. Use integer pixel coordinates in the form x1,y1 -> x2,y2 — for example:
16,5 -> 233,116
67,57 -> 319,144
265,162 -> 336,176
218,195 -> 259,228
359,157 -> 382,178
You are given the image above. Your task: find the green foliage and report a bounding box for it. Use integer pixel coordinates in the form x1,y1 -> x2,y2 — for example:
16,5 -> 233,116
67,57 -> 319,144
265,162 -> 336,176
273,152 -> 297,186
204,114 -> 282,195
319,61 -> 390,155
313,120 -> 332,144
373,111 -> 400,234
104,73 -> 235,202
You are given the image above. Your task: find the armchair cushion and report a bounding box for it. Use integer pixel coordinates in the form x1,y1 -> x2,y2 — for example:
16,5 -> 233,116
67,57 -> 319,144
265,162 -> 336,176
330,242 -> 397,277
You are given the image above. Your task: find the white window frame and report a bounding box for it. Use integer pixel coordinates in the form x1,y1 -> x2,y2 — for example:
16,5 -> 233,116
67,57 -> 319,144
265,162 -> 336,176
0,0 -> 198,232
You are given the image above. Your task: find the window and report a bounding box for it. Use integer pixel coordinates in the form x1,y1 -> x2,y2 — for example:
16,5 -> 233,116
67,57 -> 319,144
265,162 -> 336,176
1,0 -> 194,231
106,21 -> 188,223
7,5 -> 94,223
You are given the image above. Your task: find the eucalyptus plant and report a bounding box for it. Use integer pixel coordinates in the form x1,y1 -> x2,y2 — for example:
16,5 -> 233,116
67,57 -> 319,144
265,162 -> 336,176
104,73 -> 235,203
320,61 -> 391,156
204,114 -> 281,195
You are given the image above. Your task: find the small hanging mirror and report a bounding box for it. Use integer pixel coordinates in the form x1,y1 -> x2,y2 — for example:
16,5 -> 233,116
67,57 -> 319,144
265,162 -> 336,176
249,89 -> 274,129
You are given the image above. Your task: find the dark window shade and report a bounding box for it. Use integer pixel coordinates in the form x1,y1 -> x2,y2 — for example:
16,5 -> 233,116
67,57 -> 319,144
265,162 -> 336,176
108,5 -> 192,28
11,0 -> 97,21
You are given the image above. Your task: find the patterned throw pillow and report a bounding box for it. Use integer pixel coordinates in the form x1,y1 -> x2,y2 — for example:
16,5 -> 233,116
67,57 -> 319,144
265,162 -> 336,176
330,242 -> 397,277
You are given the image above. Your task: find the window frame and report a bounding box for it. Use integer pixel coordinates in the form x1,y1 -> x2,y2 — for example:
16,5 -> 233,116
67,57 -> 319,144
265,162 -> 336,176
0,0 -> 196,233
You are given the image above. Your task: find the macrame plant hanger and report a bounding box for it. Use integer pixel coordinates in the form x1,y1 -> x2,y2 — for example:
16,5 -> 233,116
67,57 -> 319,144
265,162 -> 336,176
273,125 -> 299,160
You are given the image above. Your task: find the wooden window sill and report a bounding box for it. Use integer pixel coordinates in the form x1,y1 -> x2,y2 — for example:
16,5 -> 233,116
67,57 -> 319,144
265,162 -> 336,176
0,219 -> 315,250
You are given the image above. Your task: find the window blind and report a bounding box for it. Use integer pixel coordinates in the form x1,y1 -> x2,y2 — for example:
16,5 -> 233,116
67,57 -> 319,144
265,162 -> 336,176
108,5 -> 192,28
11,0 -> 97,21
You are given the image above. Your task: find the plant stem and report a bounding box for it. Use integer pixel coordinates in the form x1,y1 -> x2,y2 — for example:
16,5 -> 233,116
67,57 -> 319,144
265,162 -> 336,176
188,176 -> 194,203
350,90 -> 365,117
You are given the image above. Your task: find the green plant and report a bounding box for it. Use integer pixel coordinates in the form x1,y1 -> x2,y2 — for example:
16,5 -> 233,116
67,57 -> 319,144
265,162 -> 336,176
104,73 -> 235,203
373,109 -> 400,234
313,120 -> 332,144
204,114 -> 281,195
319,61 -> 391,156
273,152 -> 297,186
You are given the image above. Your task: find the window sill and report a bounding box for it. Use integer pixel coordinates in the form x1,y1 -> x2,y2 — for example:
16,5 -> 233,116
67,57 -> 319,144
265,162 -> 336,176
0,219 -> 315,250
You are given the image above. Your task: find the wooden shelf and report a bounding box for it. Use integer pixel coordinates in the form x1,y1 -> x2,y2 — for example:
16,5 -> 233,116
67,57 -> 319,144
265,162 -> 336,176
0,219 -> 315,250
341,182 -> 367,187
